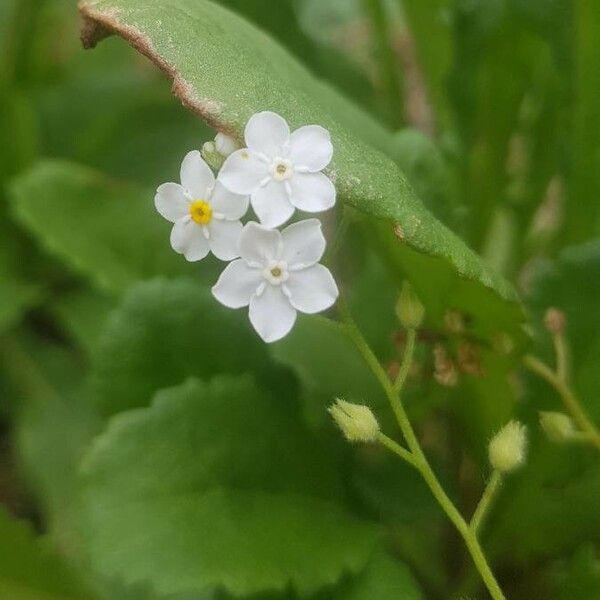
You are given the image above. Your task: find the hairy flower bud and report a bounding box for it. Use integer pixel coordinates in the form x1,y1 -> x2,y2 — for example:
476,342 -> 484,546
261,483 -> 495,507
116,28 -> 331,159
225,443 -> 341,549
328,399 -> 380,443
489,421 -> 527,473
544,307 -> 566,336
395,282 -> 425,329
539,411 -> 576,443
200,140 -> 224,171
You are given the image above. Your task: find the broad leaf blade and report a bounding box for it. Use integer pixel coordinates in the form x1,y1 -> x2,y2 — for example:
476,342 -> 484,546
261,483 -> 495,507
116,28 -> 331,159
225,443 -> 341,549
80,377 -> 378,597
78,0 -> 523,333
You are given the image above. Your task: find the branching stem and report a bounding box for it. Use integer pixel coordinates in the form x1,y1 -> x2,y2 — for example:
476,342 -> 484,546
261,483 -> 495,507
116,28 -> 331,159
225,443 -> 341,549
523,355 -> 600,450
338,298 -> 506,600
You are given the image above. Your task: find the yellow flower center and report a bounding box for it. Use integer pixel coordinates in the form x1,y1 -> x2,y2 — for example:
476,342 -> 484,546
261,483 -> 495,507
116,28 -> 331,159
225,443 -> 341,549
189,200 -> 213,225
270,267 -> 282,278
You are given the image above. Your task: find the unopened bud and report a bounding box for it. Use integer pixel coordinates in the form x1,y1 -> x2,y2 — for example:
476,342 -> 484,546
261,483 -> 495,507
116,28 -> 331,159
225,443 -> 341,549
489,421 -> 527,473
328,399 -> 380,443
201,141 -> 224,171
214,132 -> 240,157
433,344 -> 458,387
539,411 -> 576,443
544,307 -> 566,336
395,282 -> 425,329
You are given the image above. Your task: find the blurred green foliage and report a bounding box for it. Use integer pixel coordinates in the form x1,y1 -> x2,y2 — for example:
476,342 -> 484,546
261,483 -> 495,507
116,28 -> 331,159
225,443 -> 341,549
0,0 -> 599,599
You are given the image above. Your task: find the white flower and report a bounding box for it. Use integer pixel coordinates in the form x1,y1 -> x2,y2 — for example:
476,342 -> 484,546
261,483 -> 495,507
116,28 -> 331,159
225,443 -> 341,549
155,150 -> 249,261
218,111 -> 336,228
212,219 -> 338,343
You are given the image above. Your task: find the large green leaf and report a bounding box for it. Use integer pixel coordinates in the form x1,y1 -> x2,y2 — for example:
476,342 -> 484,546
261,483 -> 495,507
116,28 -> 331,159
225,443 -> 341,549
78,0 -> 523,335
80,377 -> 378,597
9,160 -> 193,294
332,550 -> 423,600
91,278 -> 292,415
0,506 -> 96,599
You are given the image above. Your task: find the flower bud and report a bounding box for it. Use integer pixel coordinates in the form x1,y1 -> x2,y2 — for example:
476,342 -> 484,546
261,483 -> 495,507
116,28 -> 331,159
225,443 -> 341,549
214,132 -> 240,157
395,282 -> 425,329
539,411 -> 576,443
201,140 -> 224,171
488,421 -> 527,473
544,307 -> 566,336
328,399 -> 380,443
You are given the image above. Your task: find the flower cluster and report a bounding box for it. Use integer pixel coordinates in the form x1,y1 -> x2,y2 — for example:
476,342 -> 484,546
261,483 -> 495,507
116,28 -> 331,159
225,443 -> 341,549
155,111 -> 339,342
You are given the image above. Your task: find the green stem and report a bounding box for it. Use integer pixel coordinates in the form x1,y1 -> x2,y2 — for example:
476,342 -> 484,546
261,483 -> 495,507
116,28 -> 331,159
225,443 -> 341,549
393,328 -> 416,395
523,354 -> 600,450
338,298 -> 506,600
470,471 -> 503,535
377,431 -> 417,467
553,333 -> 570,384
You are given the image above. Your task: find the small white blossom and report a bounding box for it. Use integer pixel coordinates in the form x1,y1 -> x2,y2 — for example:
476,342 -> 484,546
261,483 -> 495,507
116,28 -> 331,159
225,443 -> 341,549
539,411 -> 576,443
212,219 -> 338,342
329,399 -> 380,443
218,111 -> 336,228
214,132 -> 240,157
489,421 -> 527,473
155,151 -> 249,262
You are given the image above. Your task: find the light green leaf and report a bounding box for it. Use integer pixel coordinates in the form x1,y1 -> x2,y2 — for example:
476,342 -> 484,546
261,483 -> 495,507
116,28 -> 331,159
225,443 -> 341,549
91,278 -> 291,415
9,160 -> 193,295
51,288 -> 116,356
0,505 -> 96,599
333,550 -> 423,600
78,0 -> 523,335
80,377 -> 378,597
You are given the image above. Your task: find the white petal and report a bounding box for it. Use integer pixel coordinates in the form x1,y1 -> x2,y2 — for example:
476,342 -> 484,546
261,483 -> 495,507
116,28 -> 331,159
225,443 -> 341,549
212,259 -> 262,308
215,132 -> 239,157
290,172 -> 336,213
249,285 -> 297,343
209,219 -> 243,261
280,219 -> 326,268
251,180 -> 295,228
180,150 -> 215,199
210,181 -> 249,220
289,125 -> 333,172
155,183 -> 189,223
170,219 -> 210,262
238,222 -> 281,265
286,264 -> 339,314
219,149 -> 269,195
245,111 -> 290,157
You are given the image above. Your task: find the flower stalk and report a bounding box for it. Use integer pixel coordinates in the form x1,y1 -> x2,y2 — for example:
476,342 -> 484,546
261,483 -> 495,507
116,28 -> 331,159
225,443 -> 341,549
523,355 -> 600,451
337,297 -> 506,600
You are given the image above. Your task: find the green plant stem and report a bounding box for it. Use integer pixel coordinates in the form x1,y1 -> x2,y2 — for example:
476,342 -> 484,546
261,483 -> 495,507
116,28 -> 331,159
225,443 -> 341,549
377,432 -> 417,467
470,471 -> 503,535
523,354 -> 600,450
338,298 -> 506,600
553,332 -> 570,383
393,328 -> 416,395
